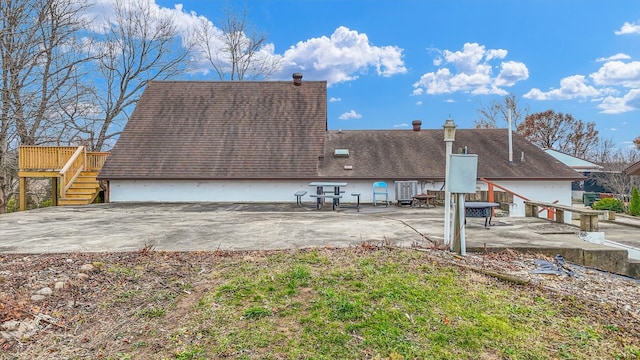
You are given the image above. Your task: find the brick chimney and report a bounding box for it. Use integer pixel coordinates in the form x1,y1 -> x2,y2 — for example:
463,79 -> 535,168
292,73 -> 303,86
412,120 -> 422,131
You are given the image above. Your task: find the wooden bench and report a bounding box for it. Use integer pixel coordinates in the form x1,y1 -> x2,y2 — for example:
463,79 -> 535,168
524,201 -> 600,231
294,191 -> 307,207
309,194 -> 343,210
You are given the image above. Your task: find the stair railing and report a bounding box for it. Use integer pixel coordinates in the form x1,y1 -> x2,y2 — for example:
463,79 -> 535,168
59,146 -> 86,198
480,178 -> 557,219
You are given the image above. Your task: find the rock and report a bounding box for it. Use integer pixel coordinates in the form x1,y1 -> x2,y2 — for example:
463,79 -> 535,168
79,264 -> 96,273
54,281 -> 65,290
76,273 -> 89,280
35,287 -> 52,296
30,294 -> 46,302
1,320 -> 20,331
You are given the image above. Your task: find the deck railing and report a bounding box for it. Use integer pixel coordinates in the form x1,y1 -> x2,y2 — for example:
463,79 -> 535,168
19,146 -> 109,172
87,152 -> 109,171
19,146 -> 79,171
19,145 -> 109,199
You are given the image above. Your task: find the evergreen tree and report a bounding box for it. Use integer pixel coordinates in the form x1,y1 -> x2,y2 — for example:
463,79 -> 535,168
630,187 -> 640,216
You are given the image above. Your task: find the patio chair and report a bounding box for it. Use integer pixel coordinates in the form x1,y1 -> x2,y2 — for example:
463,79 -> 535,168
372,181 -> 389,207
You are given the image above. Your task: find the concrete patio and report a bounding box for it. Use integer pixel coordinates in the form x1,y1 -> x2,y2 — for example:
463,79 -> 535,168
1,202 -> 638,277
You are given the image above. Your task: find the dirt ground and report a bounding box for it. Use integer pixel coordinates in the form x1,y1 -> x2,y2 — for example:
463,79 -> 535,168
1,246 -> 639,359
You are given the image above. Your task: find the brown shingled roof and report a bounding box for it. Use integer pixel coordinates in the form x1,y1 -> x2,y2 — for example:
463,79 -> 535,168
625,160 -> 640,176
99,80 -> 327,180
319,129 -> 583,181
99,80 -> 580,182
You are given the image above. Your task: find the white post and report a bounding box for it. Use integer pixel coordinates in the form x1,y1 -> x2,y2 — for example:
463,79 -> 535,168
444,141 -> 452,246
442,117 -> 456,248
508,108 -> 513,163
458,193 -> 466,256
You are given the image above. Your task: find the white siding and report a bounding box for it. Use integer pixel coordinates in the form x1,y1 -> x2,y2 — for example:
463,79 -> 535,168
109,179 -> 573,221
490,180 -> 573,221
109,179 -> 449,204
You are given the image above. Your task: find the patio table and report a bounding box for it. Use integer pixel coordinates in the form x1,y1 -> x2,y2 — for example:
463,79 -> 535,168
309,182 -> 347,210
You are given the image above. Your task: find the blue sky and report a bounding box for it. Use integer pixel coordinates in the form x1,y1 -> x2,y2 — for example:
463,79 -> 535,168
104,0 -> 640,149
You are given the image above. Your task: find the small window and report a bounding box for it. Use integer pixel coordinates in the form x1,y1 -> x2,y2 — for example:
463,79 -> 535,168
334,149 -> 350,157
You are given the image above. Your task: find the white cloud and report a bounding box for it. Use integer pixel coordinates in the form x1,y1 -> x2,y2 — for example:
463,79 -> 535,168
83,0 -> 201,35
329,97 -> 342,102
415,101 -> 422,106
598,89 -> 640,114
590,61 -> 640,88
393,123 -> 409,128
524,75 -> 601,100
82,0 -> 216,67
615,21 -> 640,35
495,61 -> 529,87
413,42 -> 528,96
279,26 -> 407,85
82,3 -> 407,85
523,56 -> 640,114
338,110 -> 362,120
596,53 -> 631,62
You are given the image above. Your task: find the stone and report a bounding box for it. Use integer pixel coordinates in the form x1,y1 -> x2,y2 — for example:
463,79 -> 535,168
79,264 -> 95,273
54,281 -> 65,290
30,294 -> 46,302
35,287 -> 52,296
76,273 -> 89,280
1,320 -> 19,331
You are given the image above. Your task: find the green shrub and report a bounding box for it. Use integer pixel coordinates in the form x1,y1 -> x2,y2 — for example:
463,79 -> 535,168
6,197 -> 18,213
630,187 -> 640,216
591,197 -> 624,213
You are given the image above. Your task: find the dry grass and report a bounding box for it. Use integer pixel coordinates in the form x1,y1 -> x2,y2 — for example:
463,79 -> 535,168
1,246 -> 639,359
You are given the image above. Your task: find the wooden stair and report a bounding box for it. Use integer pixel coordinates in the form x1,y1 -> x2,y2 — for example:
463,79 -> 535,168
58,171 -> 102,206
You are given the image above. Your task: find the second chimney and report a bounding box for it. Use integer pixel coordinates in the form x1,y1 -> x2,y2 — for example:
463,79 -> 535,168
293,73 -> 303,86
412,120 -> 422,131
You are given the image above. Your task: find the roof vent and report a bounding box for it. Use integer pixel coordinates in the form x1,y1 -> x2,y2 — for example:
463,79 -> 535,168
412,120 -> 422,131
334,149 -> 349,158
293,73 -> 303,86
343,165 -> 353,170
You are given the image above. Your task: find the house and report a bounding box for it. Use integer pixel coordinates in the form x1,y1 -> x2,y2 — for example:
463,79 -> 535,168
543,149 -> 603,173
98,75 -> 582,217
543,148 -> 604,196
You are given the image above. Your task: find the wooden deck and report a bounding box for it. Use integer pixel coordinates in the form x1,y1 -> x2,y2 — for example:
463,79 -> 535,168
18,146 -> 109,210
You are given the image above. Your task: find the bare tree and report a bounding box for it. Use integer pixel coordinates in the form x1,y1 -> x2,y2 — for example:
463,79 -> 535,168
474,93 -> 529,129
517,110 -> 599,158
0,0 -> 92,213
590,139 -> 640,197
634,136 -> 640,150
565,119 -> 599,159
77,0 -> 192,151
193,6 -> 281,80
